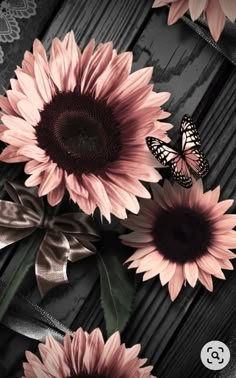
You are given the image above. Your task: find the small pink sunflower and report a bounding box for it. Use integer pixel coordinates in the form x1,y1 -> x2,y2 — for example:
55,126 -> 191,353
23,328 -> 155,378
120,180 -> 236,301
0,31 -> 172,221
153,0 -> 236,41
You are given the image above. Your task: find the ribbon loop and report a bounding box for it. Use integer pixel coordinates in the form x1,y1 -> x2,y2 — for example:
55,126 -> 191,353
36,232 -> 70,297
5,181 -> 44,213
0,182 -> 100,296
53,212 -> 100,239
0,200 -> 39,228
39,214 -> 56,230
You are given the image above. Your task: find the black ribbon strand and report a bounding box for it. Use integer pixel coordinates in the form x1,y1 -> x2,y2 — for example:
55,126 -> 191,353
0,280 -> 72,342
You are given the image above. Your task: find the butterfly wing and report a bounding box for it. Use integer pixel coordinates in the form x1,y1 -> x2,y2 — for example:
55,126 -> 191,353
146,137 -> 178,166
181,114 -> 201,150
169,155 -> 192,188
181,114 -> 209,177
146,137 -> 192,188
184,148 -> 209,177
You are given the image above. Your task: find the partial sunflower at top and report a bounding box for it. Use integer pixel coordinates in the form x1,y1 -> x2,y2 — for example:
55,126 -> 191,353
153,0 -> 236,42
0,31 -> 172,221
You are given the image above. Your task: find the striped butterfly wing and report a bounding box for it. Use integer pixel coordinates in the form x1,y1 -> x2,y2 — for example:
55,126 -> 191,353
146,137 -> 192,188
181,114 -> 209,177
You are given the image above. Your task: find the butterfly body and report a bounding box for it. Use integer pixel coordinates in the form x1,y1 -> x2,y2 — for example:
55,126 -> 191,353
146,114 -> 209,188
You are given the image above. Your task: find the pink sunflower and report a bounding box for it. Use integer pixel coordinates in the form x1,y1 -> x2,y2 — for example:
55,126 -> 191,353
120,180 -> 236,301
23,328 -> 155,378
153,0 -> 236,41
0,31 -> 172,221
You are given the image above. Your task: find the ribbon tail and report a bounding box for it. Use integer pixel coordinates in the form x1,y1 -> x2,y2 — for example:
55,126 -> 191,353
66,234 -> 96,262
0,226 -> 35,249
35,231 -> 70,297
0,279 -> 73,342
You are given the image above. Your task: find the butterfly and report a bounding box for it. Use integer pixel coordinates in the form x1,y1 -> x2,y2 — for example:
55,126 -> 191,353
146,114 -> 209,188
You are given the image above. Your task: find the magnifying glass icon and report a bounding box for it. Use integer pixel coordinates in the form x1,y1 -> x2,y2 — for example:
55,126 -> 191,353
211,351 -> 220,360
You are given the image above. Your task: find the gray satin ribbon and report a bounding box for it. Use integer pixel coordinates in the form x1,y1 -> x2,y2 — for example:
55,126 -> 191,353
0,279 -> 72,342
182,15 -> 236,67
0,182 -> 100,296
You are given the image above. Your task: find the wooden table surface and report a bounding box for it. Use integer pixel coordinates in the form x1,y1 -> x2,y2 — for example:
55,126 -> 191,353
0,1 -> 235,377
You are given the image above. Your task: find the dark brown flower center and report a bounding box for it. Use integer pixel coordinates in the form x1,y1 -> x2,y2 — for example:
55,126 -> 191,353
153,207 -> 213,263
36,92 -> 122,176
70,375 -> 106,378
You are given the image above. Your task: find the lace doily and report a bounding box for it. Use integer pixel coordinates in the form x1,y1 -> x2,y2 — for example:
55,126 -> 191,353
0,0 -> 37,64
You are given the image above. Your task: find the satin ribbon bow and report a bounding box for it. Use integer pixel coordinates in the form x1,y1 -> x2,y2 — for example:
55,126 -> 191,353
0,182 -> 100,296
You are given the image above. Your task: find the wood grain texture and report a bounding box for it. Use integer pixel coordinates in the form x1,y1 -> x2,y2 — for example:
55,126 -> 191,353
150,69 -> 235,377
156,268 -> 236,378
199,69 -> 236,202
65,6 -> 235,370
0,0 -> 154,269
218,323 -> 236,378
132,8 -> 225,128
121,42 -> 236,378
0,0 -> 65,224
0,0 -> 64,93
46,8 -> 236,377
42,0 -> 153,52
0,0 -> 65,270
0,0 -> 154,376
124,36 -> 236,376
0,0 -> 154,284
0,2 -> 235,377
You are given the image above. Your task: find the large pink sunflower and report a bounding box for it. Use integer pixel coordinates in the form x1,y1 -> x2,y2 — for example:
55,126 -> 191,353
0,31 -> 172,221
153,0 -> 236,41
120,180 -> 236,301
23,328 -> 155,378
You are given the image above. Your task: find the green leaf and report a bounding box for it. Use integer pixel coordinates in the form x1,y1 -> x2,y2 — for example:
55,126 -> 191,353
0,229 -> 45,321
97,231 -> 135,337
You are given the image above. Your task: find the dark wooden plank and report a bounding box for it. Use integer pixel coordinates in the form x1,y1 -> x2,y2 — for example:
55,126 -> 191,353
54,8 -> 236,376
0,0 -> 65,270
200,69 -> 236,200
150,68 -> 236,377
1,4 -> 235,378
0,4 -> 226,274
121,62 -> 236,377
42,0 -> 153,52
0,0 -> 155,376
0,0 -> 154,245
156,267 -> 236,378
0,0 -> 153,192
132,8 -> 225,128
121,68 -> 236,372
218,323 -> 236,378
0,0 -> 64,93
0,0 -> 63,268
0,0 -> 66,199
0,321 -> 40,374
0,0 -> 154,292
17,8 -> 234,378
